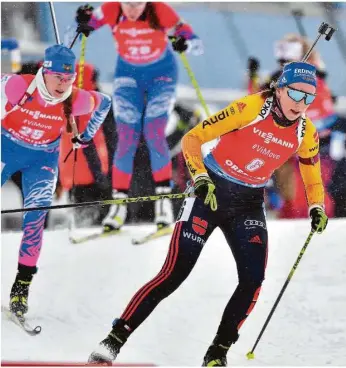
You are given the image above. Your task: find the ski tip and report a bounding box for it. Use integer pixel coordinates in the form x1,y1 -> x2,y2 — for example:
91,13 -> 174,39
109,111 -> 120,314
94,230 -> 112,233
26,326 -> 42,336
33,325 -> 42,334
2,305 -> 42,336
246,351 -> 255,360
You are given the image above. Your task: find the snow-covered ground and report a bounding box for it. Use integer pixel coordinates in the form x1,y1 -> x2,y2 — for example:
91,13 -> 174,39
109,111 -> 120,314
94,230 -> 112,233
2,220 -> 346,366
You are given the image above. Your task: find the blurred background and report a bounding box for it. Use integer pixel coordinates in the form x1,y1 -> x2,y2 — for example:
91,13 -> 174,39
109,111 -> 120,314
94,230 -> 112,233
2,1 -> 346,231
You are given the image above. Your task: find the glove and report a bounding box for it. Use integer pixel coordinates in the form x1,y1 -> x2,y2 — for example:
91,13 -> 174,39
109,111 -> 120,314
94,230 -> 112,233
193,174 -> 217,211
171,36 -> 188,53
76,23 -> 95,37
309,207 -> 328,234
71,134 -> 90,149
186,38 -> 204,56
76,4 -> 94,24
248,57 -> 260,79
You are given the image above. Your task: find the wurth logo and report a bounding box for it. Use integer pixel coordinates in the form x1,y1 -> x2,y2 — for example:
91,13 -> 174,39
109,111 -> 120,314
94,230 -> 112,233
253,127 -> 294,148
183,231 -> 206,245
192,216 -> 208,235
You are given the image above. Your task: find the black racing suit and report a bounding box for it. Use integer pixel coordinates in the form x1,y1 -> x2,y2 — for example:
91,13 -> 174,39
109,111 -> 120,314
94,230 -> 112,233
117,169 -> 268,347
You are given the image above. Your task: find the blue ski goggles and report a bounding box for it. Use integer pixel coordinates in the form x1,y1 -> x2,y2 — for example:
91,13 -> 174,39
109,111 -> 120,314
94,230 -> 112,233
287,87 -> 316,105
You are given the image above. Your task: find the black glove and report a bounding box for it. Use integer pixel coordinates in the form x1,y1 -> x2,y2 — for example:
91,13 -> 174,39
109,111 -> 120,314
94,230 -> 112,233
171,36 -> 188,53
76,23 -> 95,37
309,207 -> 328,234
71,134 -> 90,149
193,174 -> 217,211
76,4 -> 94,24
248,57 -> 260,78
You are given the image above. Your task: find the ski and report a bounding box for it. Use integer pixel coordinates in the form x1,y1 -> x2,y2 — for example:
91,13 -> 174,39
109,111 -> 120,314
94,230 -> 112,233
69,229 -> 121,244
1,305 -> 41,336
132,226 -> 173,245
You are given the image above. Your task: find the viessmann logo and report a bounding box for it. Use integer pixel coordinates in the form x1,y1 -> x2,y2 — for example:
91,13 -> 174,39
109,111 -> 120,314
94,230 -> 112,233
119,28 -> 154,37
20,108 -> 63,121
253,127 -> 294,148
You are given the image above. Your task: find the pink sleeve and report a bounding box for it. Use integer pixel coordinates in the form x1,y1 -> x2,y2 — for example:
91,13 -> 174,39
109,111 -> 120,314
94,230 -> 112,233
4,75 -> 29,106
72,89 -> 100,116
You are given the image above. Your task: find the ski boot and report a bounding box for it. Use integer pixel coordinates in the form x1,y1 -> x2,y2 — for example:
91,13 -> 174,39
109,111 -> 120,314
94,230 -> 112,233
202,330 -> 239,367
9,264 -> 37,317
102,190 -> 128,233
155,186 -> 174,232
202,343 -> 229,367
88,318 -> 131,365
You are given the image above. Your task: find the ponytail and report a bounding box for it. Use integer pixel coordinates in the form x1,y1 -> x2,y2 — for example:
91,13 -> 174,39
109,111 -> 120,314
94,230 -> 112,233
63,94 -> 73,133
145,3 -> 162,30
260,88 -> 275,100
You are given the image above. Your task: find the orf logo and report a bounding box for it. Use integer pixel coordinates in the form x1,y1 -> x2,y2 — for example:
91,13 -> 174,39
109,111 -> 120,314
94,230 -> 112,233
245,158 -> 264,172
192,216 -> 208,236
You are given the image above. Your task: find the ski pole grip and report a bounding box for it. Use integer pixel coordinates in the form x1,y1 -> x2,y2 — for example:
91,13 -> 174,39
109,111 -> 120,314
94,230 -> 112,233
318,22 -> 329,35
325,27 -> 336,41
292,9 -> 304,17
318,22 -> 337,41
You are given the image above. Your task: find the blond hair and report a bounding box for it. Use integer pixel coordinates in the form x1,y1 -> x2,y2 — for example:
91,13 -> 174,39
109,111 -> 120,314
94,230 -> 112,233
281,33 -> 325,69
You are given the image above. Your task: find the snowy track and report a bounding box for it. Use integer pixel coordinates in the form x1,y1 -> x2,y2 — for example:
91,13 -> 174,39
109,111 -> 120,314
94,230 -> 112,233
2,220 -> 346,366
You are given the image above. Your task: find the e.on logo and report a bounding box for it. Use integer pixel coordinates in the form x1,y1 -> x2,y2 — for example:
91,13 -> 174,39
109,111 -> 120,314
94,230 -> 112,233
245,158 -> 265,172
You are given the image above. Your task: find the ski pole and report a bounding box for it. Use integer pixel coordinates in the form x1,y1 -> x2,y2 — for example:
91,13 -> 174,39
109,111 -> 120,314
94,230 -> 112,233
246,230 -> 315,360
222,11 -> 249,63
179,52 -> 211,117
1,193 -> 192,215
320,4 -> 346,65
49,2 -> 61,44
291,9 -> 307,37
48,1 -> 81,168
49,2 -> 81,49
302,22 -> 336,61
169,36 -> 210,117
63,35 -> 87,164
69,32 -> 81,49
72,34 -> 87,185
77,34 -> 87,88
271,22 -> 336,89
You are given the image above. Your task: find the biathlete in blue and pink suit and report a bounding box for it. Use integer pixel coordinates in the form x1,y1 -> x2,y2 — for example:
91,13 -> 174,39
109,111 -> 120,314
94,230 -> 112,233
1,44 -> 111,316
